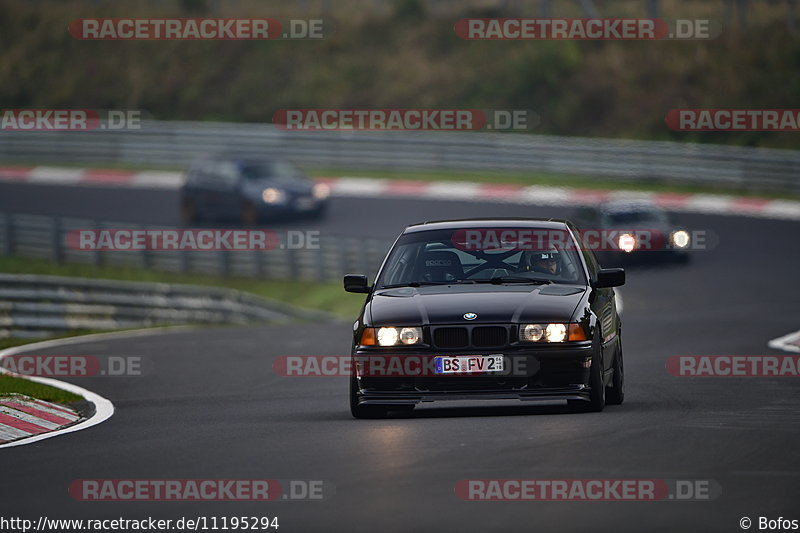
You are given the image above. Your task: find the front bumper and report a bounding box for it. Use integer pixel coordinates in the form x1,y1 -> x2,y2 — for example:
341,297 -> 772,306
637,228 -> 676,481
352,345 -> 594,406
257,196 -> 326,216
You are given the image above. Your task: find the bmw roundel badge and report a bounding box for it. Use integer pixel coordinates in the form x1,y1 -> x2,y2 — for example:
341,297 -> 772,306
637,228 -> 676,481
463,312 -> 477,320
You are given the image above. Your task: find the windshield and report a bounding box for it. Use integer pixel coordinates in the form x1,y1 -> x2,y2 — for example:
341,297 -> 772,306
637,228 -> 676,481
604,209 -> 667,225
376,228 -> 586,288
240,161 -> 305,181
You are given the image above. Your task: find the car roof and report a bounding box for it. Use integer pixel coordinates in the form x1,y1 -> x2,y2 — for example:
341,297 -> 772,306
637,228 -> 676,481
194,153 -> 278,165
403,218 -> 572,233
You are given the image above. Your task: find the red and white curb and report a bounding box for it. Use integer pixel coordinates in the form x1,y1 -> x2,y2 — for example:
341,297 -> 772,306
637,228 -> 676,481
0,394 -> 81,444
1,165 -> 799,220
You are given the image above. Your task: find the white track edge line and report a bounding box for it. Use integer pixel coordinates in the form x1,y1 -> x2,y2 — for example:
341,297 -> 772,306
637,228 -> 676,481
767,329 -> 800,354
0,325 -> 198,448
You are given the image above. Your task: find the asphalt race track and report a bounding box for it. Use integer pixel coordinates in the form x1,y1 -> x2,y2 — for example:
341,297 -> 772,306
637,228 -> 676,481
1,181 -> 799,532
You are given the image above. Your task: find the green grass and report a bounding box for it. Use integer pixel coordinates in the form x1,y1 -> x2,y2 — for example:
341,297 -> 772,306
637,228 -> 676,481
0,330 -> 113,351
0,376 -> 83,404
0,255 -> 365,319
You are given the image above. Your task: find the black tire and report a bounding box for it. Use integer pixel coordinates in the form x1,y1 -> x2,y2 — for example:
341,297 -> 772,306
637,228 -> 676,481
568,333 -> 605,413
181,197 -> 199,225
605,336 -> 625,405
241,201 -> 260,226
350,375 -> 389,419
309,204 -> 327,220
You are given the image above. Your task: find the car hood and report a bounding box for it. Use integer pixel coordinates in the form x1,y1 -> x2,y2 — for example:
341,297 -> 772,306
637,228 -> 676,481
368,284 -> 586,326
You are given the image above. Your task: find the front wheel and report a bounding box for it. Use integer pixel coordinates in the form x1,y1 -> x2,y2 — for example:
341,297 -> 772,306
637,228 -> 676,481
240,201 -> 260,226
605,336 -> 625,405
568,334 -> 605,412
181,197 -> 199,225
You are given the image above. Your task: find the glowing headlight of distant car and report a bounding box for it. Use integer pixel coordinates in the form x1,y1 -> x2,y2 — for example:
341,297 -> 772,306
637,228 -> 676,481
262,187 -> 286,204
671,230 -> 690,248
519,323 -> 587,343
312,183 -> 331,200
618,233 -> 636,253
362,326 -> 423,346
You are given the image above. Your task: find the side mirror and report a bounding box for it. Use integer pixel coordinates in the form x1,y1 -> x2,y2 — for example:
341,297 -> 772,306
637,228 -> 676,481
593,268 -> 625,288
344,274 -> 371,293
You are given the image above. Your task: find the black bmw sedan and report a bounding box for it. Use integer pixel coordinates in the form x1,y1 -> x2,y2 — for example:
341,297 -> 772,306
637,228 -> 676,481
180,155 -> 330,225
344,218 -> 625,418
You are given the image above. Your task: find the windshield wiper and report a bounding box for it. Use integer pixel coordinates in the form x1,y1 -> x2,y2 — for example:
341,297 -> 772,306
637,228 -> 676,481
377,280 -> 475,289
476,276 -> 552,285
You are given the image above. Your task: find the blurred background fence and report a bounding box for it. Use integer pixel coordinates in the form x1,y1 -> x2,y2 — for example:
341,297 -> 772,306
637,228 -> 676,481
1,121 -> 798,192
0,211 -> 393,282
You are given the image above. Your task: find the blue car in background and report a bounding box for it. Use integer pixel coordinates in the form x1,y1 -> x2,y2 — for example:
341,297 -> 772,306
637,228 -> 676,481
180,156 -> 330,225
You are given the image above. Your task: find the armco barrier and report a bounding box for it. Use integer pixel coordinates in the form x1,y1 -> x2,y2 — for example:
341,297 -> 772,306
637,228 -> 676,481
0,211 -> 392,284
0,121 -> 798,192
0,273 -> 334,339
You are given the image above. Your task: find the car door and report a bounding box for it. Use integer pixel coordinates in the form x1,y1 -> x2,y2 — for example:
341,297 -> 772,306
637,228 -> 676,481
214,161 -> 243,215
202,161 -> 240,217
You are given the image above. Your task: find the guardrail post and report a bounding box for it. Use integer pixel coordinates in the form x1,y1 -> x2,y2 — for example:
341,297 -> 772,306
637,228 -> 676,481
91,219 -> 103,267
360,238 -> 370,276
1,212 -> 12,256
220,250 -> 231,277
51,216 -> 63,263
316,240 -> 326,281
255,250 -> 265,279
337,237 -> 348,280
287,246 -> 299,279
179,250 -> 189,273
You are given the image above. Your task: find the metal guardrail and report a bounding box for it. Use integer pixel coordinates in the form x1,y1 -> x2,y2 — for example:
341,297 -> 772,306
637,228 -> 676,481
0,121 -> 798,192
0,211 -> 392,283
0,273 -> 335,339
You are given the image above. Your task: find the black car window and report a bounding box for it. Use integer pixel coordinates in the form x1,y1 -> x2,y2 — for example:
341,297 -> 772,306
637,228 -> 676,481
603,209 -> 667,225
217,161 -> 239,184
240,161 -> 304,181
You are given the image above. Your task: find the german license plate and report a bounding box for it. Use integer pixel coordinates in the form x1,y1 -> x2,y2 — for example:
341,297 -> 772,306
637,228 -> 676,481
434,355 -> 504,374
295,197 -> 317,210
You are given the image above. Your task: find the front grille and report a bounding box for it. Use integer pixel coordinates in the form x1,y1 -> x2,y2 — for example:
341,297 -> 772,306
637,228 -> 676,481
472,326 -> 508,347
433,327 -> 469,348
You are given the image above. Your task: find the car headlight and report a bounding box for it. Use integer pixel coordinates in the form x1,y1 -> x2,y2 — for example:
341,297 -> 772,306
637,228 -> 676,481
519,323 -> 587,342
618,233 -> 636,253
671,230 -> 690,248
262,187 -> 286,204
360,327 -> 423,346
520,324 -> 544,342
312,183 -> 331,200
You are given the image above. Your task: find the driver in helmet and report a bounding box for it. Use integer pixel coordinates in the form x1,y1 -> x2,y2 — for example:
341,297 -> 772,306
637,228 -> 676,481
523,247 -> 561,275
